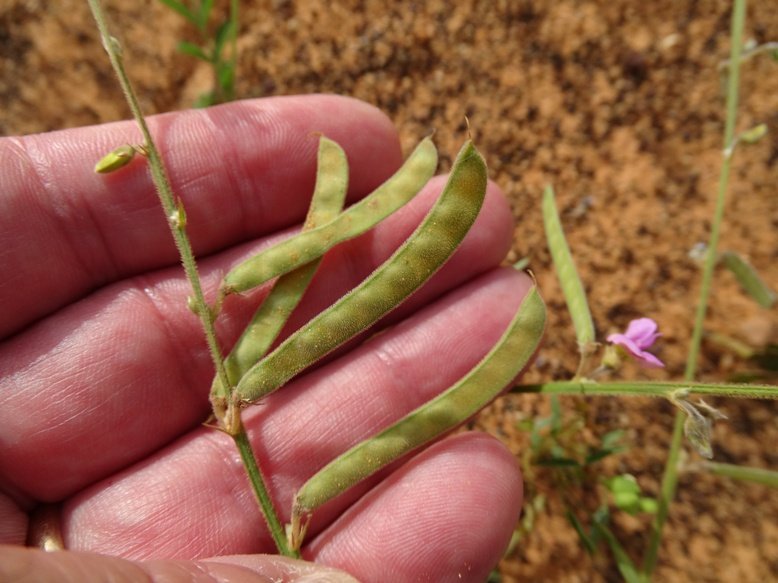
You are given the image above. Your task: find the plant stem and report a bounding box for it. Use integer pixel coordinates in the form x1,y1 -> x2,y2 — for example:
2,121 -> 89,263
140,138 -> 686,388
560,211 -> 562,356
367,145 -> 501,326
234,427 -> 299,558
642,0 -> 747,577
511,380 -> 777,400
87,0 -> 293,558
87,0 -> 231,401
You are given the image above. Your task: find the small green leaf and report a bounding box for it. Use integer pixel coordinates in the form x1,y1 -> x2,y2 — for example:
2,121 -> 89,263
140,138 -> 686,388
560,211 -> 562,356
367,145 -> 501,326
566,510 -> 598,555
720,251 -> 776,308
591,522 -> 642,583
601,429 -> 626,450
585,449 -> 613,465
608,474 -> 641,496
194,92 -> 216,108
217,61 -> 235,93
614,492 -> 640,514
535,457 -> 580,468
639,497 -> 658,514
196,0 -> 215,31
213,19 -> 236,60
606,474 -> 642,514
585,430 -> 627,464
158,0 -> 199,26
177,41 -> 211,62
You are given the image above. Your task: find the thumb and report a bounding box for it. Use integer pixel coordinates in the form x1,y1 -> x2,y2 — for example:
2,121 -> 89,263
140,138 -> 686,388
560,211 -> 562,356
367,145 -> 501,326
0,545 -> 359,583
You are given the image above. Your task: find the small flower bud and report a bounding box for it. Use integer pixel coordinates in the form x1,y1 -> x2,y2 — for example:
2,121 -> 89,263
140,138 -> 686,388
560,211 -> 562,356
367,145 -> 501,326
94,145 -> 137,174
187,295 -> 199,315
739,123 -> 768,144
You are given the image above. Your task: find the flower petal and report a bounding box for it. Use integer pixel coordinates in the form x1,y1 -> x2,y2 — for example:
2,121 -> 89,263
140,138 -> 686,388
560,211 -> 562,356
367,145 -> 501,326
623,318 -> 661,349
607,331 -> 665,368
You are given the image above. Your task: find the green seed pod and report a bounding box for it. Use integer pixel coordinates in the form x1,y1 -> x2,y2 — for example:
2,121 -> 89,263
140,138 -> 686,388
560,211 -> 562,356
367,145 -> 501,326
94,144 -> 137,173
288,283 -> 546,549
542,185 -> 595,354
213,136 -> 349,399
235,140 -> 487,404
220,137 -> 438,295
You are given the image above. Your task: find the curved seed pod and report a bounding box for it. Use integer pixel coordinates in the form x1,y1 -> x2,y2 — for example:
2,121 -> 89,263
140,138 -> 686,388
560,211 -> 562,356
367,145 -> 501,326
235,140 -> 487,404
542,185 -> 595,353
288,283 -> 546,550
221,137 -> 438,295
213,137 -> 348,401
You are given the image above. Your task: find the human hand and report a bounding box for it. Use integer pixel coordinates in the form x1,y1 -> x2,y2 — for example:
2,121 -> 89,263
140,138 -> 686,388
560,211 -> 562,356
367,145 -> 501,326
0,95 -> 531,581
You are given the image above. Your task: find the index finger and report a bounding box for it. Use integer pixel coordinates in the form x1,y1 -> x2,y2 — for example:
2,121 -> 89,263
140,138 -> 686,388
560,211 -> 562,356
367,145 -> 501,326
0,95 -> 402,337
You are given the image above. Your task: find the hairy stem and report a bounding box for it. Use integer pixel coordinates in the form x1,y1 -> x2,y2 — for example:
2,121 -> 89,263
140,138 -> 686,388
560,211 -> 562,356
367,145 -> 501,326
511,380 -> 777,400
87,0 -> 231,400
88,0 -> 292,557
234,426 -> 299,558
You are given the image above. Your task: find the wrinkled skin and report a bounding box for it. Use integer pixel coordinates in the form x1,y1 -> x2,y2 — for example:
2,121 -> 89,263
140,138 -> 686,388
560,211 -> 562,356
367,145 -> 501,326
0,95 -> 532,582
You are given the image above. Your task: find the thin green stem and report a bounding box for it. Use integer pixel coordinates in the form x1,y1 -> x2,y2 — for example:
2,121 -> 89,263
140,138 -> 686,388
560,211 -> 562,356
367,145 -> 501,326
87,0 -> 231,402
643,0 -> 748,577
88,0 -> 293,558
234,427 -> 299,558
641,415 -> 682,581
685,5 -> 744,381
511,380 -> 777,400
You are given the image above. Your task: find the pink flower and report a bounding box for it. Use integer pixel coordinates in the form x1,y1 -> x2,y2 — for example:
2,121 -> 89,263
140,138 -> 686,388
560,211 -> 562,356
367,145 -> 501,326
607,318 -> 664,368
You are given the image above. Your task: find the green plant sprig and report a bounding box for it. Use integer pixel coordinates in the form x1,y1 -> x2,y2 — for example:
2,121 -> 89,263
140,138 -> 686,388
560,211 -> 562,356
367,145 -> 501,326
644,0 -> 749,576
87,0 -> 232,403
87,0 -> 294,558
159,0 -> 239,106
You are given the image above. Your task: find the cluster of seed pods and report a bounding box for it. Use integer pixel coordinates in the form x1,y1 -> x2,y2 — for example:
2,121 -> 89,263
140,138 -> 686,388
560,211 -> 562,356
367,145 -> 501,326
209,137 -> 546,550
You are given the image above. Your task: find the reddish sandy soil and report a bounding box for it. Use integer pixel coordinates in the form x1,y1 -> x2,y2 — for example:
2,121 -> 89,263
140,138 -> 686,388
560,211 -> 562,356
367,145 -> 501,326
2,1 -> 777,581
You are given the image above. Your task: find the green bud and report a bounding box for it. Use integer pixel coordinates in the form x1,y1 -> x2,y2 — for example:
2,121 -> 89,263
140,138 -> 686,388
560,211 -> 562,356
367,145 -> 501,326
94,145 -> 137,174
739,123 -> 768,144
